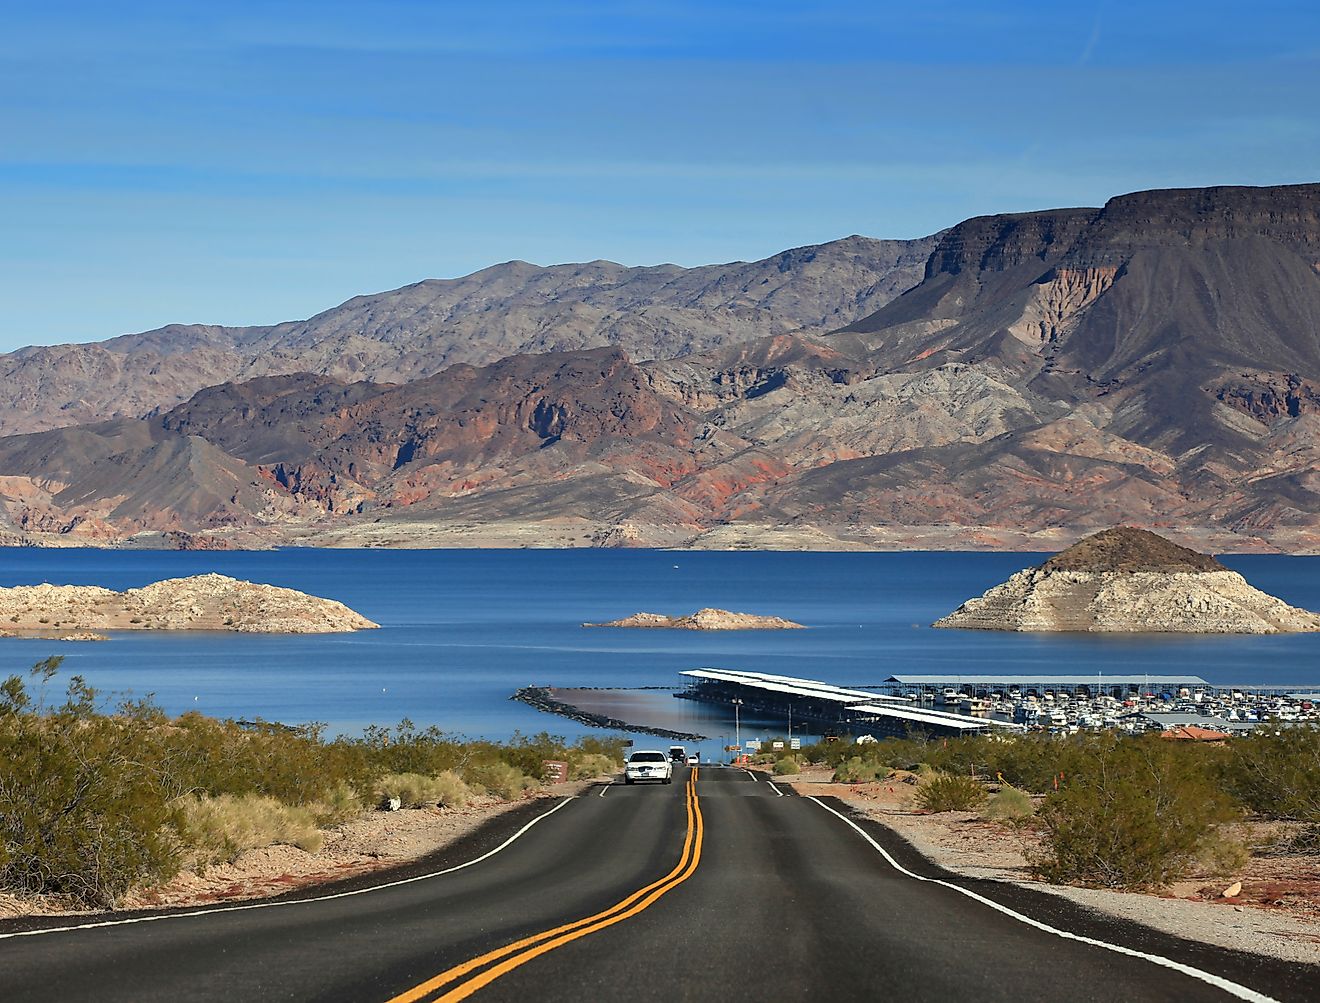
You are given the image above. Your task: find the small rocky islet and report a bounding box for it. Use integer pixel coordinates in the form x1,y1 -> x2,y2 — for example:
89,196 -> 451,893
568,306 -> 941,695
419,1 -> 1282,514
0,572 -> 378,638
584,608 -> 805,631
935,527 -> 1320,634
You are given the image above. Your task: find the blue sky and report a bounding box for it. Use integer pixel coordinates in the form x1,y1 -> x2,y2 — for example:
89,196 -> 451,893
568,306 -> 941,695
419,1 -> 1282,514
3,1 -> 1318,350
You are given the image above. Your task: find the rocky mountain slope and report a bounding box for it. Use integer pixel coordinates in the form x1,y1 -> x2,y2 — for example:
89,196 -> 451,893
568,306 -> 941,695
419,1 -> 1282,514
933,528 -> 1320,632
0,183 -> 1317,551
0,235 -> 937,437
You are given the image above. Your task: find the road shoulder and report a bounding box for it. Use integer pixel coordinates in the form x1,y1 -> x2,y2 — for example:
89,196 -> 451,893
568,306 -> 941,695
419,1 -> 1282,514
785,771 -> 1320,968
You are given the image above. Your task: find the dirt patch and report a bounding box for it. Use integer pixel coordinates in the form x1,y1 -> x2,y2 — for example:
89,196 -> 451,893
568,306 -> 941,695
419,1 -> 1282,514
786,766 -> 1320,965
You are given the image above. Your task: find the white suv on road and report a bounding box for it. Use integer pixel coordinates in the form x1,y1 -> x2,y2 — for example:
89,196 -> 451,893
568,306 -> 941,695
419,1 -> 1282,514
624,750 -> 673,785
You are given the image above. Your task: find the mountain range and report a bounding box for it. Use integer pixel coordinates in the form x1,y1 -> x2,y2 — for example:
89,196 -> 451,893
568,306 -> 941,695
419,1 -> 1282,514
1,183 -> 1318,552
0,235 -> 935,437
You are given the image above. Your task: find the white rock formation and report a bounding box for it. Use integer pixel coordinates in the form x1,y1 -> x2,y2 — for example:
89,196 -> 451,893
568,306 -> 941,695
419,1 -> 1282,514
0,573 -> 377,635
934,568 -> 1320,634
585,608 -> 805,630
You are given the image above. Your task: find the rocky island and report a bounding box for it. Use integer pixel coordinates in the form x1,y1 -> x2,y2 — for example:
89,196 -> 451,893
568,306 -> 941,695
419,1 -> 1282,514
934,527 -> 1320,634
0,573 -> 378,636
584,608 -> 805,630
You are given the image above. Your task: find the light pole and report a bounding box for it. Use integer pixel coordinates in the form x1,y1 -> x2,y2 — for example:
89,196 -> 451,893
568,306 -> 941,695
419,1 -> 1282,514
732,698 -> 743,762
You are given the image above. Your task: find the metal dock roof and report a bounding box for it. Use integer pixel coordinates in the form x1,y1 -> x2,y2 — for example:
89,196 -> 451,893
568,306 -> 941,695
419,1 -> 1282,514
681,668 -> 1019,732
883,674 -> 1210,687
681,668 -> 903,704
850,703 -> 999,732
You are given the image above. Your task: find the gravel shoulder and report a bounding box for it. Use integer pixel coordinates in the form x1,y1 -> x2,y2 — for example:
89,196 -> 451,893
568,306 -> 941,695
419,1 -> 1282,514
785,768 -> 1320,966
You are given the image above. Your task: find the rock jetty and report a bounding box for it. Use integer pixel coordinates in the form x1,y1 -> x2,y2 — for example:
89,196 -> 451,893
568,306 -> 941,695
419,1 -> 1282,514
512,687 -> 706,741
584,608 -> 805,630
934,527 -> 1320,634
0,573 -> 378,635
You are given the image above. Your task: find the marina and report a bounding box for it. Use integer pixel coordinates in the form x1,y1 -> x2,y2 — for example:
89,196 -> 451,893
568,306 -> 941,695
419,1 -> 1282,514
674,668 -> 1320,743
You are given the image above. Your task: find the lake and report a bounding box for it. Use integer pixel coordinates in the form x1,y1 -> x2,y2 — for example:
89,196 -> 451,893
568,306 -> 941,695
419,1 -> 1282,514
1,548 -> 1318,741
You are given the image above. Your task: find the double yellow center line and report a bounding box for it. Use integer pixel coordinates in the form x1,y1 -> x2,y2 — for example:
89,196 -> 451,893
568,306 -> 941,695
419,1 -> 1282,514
386,767 -> 704,1003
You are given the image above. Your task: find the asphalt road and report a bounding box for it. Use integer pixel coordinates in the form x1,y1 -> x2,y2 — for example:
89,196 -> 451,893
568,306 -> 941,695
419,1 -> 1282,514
1,766 -> 1314,1002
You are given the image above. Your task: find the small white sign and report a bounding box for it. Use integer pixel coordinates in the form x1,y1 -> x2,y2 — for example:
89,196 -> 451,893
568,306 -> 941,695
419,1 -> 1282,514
772,741 -> 785,750
747,740 -> 761,751
790,738 -> 801,750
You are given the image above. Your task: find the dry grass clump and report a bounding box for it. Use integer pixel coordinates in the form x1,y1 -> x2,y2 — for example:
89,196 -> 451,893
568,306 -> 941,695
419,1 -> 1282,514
377,771 -> 471,809
773,757 -> 800,775
984,785 -> 1035,823
571,753 -> 618,780
914,773 -> 987,813
832,757 -> 885,784
464,762 -> 535,801
176,793 -> 323,865
312,781 -> 363,826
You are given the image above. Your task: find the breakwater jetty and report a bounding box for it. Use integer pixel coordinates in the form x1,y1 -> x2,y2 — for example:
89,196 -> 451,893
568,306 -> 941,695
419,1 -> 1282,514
512,686 -> 707,741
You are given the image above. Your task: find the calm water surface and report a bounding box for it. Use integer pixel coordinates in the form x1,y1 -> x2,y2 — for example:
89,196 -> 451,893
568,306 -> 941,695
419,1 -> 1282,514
1,548 -> 1317,740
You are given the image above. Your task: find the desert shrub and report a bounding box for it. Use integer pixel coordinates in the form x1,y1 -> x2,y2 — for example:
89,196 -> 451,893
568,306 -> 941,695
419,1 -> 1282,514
463,762 -> 534,801
570,753 -> 618,780
377,771 -> 471,809
984,785 -> 1035,823
773,757 -> 800,776
1030,735 -> 1239,889
832,757 -> 885,784
176,793 -> 323,865
914,773 -> 987,812
1221,726 -> 1320,823
312,781 -> 363,826
0,664 -> 181,907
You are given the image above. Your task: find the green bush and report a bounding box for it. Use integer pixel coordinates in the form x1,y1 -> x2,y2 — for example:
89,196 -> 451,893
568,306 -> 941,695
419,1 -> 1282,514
984,785 -> 1035,823
176,793 -> 323,865
1222,726 -> 1320,823
1030,735 -> 1239,889
773,757 -> 800,776
914,773 -> 987,812
0,665 -> 181,907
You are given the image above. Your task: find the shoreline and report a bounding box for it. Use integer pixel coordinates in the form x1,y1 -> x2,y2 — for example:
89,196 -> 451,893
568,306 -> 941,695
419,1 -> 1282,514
6,523 -> 1320,555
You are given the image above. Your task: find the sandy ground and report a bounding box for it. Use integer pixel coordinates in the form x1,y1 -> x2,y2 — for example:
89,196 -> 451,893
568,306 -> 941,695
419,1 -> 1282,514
785,767 -> 1320,966
0,781 -> 594,920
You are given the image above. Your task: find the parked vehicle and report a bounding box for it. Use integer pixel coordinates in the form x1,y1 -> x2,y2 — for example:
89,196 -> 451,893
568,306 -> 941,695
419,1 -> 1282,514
626,751 -> 673,784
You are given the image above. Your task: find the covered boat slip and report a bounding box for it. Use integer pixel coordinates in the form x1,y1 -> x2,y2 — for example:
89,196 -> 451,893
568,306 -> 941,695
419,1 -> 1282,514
676,668 -> 1018,739
881,673 -> 1212,699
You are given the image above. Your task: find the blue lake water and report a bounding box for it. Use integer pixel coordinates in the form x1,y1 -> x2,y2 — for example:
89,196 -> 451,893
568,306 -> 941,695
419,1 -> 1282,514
1,548 -> 1318,741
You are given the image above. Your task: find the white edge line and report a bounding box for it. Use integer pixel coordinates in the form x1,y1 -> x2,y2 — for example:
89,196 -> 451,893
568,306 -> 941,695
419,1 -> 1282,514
598,783 -> 610,798
767,782 -> 784,797
742,769 -> 758,782
806,797 -> 1276,1003
0,796 -> 579,942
